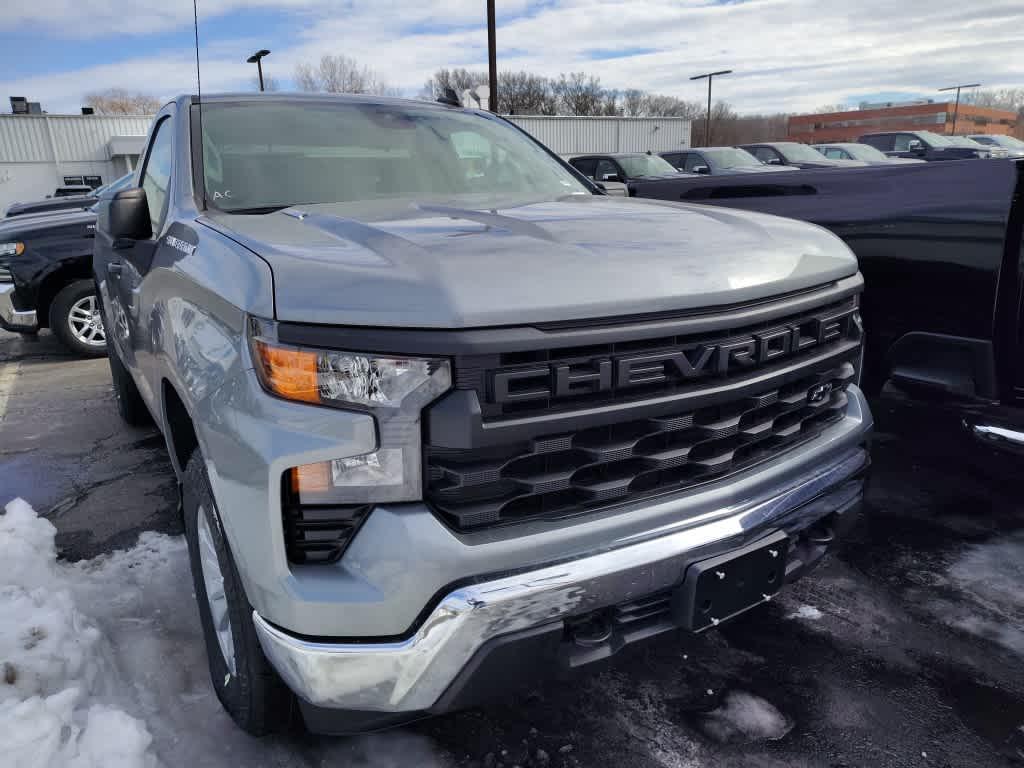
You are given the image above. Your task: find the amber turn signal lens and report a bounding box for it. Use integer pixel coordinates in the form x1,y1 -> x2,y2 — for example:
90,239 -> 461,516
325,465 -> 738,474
252,340 -> 320,404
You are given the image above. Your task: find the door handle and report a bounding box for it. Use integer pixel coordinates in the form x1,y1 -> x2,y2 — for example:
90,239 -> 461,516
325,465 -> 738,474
107,261 -> 122,276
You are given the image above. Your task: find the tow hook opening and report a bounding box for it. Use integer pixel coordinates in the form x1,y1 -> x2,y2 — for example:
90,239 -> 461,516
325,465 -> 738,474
566,613 -> 613,647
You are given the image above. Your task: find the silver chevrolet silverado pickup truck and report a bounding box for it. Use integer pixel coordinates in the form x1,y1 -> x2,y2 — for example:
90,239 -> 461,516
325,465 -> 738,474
93,93 -> 872,735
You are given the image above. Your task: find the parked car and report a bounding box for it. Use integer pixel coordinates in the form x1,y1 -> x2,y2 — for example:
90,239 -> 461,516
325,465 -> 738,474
51,184 -> 94,198
95,93 -> 871,735
812,143 -> 925,165
858,130 -> 993,161
967,134 -> 1024,159
0,206 -> 106,355
660,146 -> 798,175
568,152 -> 689,193
739,142 -> 868,169
628,159 -> 1024,455
945,135 -> 1009,158
5,173 -> 134,218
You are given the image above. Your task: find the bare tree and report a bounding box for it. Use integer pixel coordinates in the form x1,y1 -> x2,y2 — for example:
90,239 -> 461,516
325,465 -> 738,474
421,68 -> 488,101
621,89 -> 647,117
642,94 -> 703,119
553,72 -> 604,116
82,88 -> 161,115
499,70 -> 556,115
294,55 -> 394,95
253,74 -> 281,92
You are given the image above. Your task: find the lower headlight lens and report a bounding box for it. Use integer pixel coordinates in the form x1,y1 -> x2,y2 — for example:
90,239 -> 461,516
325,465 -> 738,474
291,449 -> 409,504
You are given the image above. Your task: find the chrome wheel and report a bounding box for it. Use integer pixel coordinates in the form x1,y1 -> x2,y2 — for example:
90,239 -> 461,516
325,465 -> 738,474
197,506 -> 236,675
67,295 -> 106,347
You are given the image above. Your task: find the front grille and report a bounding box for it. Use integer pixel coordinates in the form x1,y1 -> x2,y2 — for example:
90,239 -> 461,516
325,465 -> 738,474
426,361 -> 855,530
0,265 -> 11,282
455,296 -> 858,421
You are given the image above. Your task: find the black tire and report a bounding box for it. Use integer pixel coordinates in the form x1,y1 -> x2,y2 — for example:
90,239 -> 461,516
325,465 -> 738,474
48,279 -> 107,357
107,345 -> 151,426
183,451 -> 293,735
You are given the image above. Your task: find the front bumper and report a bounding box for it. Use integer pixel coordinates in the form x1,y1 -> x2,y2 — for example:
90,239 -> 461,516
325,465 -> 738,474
0,284 -> 37,332
253,443 -> 868,717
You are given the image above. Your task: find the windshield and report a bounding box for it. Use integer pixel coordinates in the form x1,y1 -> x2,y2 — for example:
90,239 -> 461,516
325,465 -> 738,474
777,143 -> 831,162
916,131 -> 954,147
200,101 -> 591,213
945,136 -> 985,148
702,147 -> 763,168
836,144 -> 886,161
616,154 -> 678,177
986,135 -> 1024,149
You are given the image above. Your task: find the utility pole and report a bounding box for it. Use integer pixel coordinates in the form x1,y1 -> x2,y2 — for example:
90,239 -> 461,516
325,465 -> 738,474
247,49 -> 271,92
690,69 -> 732,146
487,0 -> 498,111
939,82 -> 980,135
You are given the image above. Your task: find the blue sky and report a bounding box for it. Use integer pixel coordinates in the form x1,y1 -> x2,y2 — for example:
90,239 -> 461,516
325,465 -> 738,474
1,0 -> 1021,115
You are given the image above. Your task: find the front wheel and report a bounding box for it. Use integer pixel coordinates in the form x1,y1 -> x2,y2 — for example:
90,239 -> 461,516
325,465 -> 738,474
49,279 -> 107,356
182,451 -> 293,735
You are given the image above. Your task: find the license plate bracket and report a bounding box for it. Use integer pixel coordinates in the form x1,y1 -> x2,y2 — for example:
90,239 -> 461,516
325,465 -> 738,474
672,531 -> 789,632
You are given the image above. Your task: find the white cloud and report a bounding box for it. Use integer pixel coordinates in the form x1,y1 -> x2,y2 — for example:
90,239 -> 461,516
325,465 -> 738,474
2,0 -> 1022,115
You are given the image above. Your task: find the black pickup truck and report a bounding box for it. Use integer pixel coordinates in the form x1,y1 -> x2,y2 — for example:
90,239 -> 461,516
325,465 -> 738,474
5,174 -> 132,218
0,206 -> 107,355
629,160 -> 1024,453
858,131 -> 994,161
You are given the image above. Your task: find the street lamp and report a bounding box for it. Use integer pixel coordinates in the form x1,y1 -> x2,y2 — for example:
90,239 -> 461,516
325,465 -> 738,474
247,49 -> 271,92
691,69 -> 732,146
486,0 -> 497,111
939,82 -> 980,135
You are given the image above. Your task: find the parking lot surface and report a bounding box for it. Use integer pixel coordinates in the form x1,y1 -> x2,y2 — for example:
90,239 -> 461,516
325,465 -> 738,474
2,327 -> 1023,768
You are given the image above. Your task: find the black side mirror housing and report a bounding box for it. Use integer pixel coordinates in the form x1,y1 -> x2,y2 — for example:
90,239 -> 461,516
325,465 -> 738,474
694,165 -> 711,175
108,188 -> 152,242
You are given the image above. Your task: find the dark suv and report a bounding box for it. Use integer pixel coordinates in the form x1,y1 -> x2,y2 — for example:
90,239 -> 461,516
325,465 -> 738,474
858,131 -> 991,161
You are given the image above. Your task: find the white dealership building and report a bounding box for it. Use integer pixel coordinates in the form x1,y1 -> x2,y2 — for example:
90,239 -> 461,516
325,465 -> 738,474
0,113 -> 151,211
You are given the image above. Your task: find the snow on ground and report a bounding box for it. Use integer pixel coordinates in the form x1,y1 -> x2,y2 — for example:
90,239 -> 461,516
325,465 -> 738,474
784,605 -> 823,622
695,692 -> 792,744
928,532 -> 1024,657
0,498 -> 446,768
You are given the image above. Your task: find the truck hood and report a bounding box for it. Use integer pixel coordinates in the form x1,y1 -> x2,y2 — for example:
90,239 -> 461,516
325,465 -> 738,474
203,196 -> 857,328
0,207 -> 95,236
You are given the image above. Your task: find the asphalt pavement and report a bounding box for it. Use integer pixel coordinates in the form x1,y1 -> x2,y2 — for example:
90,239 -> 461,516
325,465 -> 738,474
2,326 -> 1023,768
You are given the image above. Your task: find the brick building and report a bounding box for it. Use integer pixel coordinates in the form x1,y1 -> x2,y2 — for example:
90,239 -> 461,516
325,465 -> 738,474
788,102 -> 1019,143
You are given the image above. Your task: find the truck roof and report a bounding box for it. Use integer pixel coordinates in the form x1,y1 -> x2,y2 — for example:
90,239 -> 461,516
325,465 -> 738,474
169,92 -> 464,113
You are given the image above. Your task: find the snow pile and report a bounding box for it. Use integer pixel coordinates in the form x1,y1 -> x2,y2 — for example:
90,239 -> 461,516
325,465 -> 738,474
941,533 -> 1024,656
0,498 -> 158,768
697,691 -> 792,744
785,604 -> 824,621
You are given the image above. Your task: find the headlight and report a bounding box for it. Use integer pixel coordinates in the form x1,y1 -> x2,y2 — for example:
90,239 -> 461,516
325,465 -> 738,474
248,317 -> 452,503
0,243 -> 25,257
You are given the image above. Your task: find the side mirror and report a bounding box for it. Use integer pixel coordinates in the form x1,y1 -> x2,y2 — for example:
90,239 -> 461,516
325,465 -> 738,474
765,158 -> 781,165
108,187 -> 152,243
693,165 -> 711,175
907,139 -> 924,152
601,173 -> 623,183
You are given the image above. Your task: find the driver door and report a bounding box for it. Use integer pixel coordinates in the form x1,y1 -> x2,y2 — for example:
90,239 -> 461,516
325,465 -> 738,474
594,158 -> 628,196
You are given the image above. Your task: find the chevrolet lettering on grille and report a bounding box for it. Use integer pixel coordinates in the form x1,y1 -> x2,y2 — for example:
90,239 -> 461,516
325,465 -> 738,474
491,306 -> 859,404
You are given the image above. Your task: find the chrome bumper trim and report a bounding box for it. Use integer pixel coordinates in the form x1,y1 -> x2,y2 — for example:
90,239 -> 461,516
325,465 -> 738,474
253,446 -> 868,713
0,284 -> 36,330
965,419 -> 1024,455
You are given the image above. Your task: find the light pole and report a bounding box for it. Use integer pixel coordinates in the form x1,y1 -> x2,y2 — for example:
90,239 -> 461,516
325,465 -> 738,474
939,82 -> 980,135
690,69 -> 732,146
487,0 -> 497,111
247,49 -> 271,92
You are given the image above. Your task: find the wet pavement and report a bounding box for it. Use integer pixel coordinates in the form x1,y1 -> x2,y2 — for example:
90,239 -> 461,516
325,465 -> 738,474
2,327 -> 1022,767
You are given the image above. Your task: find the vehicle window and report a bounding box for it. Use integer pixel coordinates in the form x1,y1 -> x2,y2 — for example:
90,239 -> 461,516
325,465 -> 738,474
594,158 -> 620,180
702,148 -> 762,169
141,118 -> 174,233
861,134 -> 893,152
824,148 -> 845,159
683,153 -> 705,172
617,155 -> 677,177
571,157 -> 598,177
660,153 -> 683,169
201,102 -> 590,212
892,134 -> 915,152
751,147 -> 779,164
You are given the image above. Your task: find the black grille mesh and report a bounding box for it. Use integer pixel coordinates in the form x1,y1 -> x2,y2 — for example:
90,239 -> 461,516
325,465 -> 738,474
283,503 -> 371,565
426,362 -> 855,530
